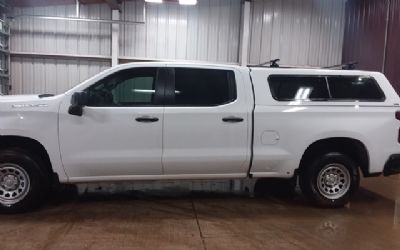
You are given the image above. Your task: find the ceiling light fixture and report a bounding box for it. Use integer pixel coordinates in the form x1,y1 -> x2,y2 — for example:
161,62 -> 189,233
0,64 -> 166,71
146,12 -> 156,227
178,0 -> 197,5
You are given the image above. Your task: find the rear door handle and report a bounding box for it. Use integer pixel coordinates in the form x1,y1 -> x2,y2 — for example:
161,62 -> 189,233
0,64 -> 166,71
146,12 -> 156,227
222,116 -> 244,123
135,116 -> 159,123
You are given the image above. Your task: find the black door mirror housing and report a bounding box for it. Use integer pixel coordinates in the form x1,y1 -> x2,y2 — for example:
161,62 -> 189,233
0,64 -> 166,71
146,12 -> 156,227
68,92 -> 88,116
71,91 -> 88,106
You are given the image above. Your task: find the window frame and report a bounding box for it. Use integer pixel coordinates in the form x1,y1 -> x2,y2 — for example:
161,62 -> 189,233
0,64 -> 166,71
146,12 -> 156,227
84,67 -> 167,107
164,67 -> 238,107
267,74 -> 386,102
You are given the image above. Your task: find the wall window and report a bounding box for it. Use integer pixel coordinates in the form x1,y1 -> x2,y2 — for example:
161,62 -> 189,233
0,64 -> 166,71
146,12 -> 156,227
86,68 -> 158,106
327,76 -> 385,101
268,75 -> 329,101
173,68 -> 236,106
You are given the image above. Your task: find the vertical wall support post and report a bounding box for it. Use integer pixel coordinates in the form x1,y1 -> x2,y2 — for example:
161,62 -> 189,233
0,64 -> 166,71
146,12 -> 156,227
111,9 -> 120,67
382,0 -> 391,73
239,0 -> 251,66
75,0 -> 80,17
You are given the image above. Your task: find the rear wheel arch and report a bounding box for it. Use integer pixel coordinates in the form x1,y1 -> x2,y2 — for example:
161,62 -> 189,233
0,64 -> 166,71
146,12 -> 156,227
298,137 -> 370,177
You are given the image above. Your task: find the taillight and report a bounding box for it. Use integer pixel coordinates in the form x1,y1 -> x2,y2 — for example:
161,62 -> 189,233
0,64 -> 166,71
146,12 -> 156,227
396,111 -> 400,120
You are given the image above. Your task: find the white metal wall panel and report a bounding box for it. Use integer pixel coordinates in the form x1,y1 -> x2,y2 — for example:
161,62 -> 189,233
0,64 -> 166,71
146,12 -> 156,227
11,3 -> 111,56
9,0 -> 346,93
10,3 -> 112,94
120,0 -> 241,63
11,57 -> 110,94
249,0 -> 346,67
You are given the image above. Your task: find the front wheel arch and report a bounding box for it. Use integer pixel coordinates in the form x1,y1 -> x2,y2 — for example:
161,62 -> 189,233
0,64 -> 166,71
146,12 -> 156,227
0,135 -> 57,183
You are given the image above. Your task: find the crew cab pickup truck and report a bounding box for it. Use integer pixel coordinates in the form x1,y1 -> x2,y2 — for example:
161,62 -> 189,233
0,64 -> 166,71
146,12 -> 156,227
1,62 -> 400,213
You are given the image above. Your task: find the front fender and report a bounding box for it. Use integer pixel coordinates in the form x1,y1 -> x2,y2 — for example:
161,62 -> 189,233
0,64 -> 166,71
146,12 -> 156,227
0,96 -> 68,182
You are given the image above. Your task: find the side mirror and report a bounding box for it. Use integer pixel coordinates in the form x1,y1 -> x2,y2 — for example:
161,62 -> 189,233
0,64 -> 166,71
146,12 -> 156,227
68,92 -> 88,116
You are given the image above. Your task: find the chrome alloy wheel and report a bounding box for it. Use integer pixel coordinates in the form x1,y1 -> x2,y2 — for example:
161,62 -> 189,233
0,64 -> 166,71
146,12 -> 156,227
0,163 -> 30,206
317,163 -> 351,200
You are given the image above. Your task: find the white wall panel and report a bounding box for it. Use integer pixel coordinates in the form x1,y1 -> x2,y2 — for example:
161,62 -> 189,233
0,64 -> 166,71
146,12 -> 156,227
120,0 -> 241,63
9,0 -> 346,94
249,0 -> 346,67
10,3 -> 112,94
11,57 -> 110,94
11,3 -> 111,56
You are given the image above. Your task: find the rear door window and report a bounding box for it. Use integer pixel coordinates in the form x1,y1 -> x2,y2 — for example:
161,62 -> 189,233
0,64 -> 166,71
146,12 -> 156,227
171,68 -> 237,106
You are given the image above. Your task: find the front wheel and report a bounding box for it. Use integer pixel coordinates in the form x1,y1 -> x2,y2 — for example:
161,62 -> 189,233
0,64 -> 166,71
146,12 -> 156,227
0,148 -> 49,213
299,152 -> 360,208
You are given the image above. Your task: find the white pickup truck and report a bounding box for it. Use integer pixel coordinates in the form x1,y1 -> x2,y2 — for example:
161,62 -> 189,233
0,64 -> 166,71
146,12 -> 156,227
1,62 -> 400,213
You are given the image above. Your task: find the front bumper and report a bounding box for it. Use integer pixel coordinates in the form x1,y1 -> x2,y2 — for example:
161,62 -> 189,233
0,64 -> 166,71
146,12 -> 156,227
383,154 -> 400,176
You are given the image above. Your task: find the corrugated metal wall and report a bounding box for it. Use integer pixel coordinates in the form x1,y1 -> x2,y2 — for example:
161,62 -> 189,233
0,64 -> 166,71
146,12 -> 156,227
120,0 -> 241,63
11,0 -> 242,62
249,0 -> 346,67
384,0 -> 400,92
10,0 -> 347,95
10,3 -> 112,94
342,0 -> 400,94
11,58 -> 109,94
342,0 -> 388,72
10,0 -> 242,94
11,3 -> 111,56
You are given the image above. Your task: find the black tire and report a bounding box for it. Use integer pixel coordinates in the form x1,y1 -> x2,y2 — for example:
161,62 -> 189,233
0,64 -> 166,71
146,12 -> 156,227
299,152 -> 360,208
0,148 -> 49,213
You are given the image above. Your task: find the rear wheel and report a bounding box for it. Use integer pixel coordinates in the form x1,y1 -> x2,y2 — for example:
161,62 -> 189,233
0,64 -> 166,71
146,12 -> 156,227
299,152 -> 360,208
0,148 -> 49,213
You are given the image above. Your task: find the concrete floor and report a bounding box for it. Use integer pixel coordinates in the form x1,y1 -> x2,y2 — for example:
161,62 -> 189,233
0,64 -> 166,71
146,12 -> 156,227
0,177 -> 400,250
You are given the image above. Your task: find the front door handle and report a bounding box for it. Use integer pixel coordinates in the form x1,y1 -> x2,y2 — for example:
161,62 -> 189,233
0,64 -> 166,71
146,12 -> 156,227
135,116 -> 159,123
222,116 -> 244,123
